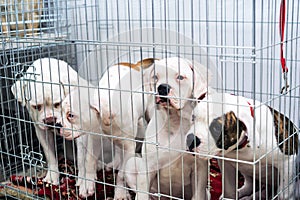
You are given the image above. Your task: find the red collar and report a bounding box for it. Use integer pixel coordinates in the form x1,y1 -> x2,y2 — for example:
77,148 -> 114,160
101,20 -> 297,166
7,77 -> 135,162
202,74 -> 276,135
234,101 -> 253,150
234,134 -> 249,150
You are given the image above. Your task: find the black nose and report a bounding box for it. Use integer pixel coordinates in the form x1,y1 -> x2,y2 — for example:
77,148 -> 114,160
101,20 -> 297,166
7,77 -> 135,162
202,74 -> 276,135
43,117 -> 57,125
209,118 -> 223,142
157,84 -> 171,103
55,123 -> 63,128
157,84 -> 171,96
186,133 -> 201,152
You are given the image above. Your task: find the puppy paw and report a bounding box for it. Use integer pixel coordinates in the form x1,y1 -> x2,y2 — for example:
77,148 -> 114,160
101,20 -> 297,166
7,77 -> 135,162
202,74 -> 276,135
113,188 -> 131,200
76,173 -> 96,197
43,171 -> 59,185
78,181 -> 95,197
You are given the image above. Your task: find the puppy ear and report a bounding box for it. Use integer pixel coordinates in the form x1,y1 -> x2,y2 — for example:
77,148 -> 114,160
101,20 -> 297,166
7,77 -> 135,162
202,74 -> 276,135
11,79 -> 27,106
117,58 -> 157,71
136,58 -> 158,70
142,62 -> 155,92
186,59 -> 211,99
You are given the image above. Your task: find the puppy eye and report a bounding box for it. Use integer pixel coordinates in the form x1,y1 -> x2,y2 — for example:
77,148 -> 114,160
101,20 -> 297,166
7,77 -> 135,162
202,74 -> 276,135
32,105 -> 42,111
54,102 -> 61,108
177,75 -> 185,80
152,74 -> 158,82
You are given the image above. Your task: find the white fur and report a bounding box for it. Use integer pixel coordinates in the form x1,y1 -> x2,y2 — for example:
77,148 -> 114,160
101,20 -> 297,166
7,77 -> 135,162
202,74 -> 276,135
11,58 -> 83,185
59,63 -> 149,199
58,86 -> 114,197
125,57 -> 209,200
92,64 -> 149,200
188,89 -> 297,199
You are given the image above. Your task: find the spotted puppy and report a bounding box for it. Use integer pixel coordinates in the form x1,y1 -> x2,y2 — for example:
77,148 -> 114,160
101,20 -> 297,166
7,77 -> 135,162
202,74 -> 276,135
186,90 -> 298,199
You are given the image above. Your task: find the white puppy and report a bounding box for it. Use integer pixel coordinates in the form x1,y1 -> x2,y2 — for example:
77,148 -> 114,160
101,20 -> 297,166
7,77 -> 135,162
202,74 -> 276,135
186,90 -> 298,199
57,85 -> 113,197
125,57 -> 210,200
58,58 -> 156,199
11,58 -> 83,185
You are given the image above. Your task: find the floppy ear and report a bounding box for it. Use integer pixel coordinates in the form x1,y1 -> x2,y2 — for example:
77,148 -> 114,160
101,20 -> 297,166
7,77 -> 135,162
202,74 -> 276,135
11,79 -> 27,106
186,59 -> 211,99
142,64 -> 155,92
117,58 -> 158,71
136,58 -> 158,70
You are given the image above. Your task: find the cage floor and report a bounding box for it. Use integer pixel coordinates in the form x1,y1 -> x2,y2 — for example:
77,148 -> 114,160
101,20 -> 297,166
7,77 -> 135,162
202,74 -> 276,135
0,158 -> 239,200
0,158 -> 299,200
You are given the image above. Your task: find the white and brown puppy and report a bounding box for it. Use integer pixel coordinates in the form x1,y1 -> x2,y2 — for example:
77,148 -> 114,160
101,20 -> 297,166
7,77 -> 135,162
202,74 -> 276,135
186,90 -> 298,199
11,58 -> 83,185
58,58 -> 156,199
125,57 -> 210,200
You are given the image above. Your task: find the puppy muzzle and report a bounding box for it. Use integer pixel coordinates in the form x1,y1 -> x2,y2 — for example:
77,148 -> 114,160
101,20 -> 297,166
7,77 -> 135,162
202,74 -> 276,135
43,116 -> 57,126
186,133 -> 201,152
54,123 -> 63,129
156,83 -> 171,104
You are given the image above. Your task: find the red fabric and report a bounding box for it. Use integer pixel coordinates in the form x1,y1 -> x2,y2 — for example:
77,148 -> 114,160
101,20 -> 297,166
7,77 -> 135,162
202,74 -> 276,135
8,157 -> 245,200
209,158 -> 244,200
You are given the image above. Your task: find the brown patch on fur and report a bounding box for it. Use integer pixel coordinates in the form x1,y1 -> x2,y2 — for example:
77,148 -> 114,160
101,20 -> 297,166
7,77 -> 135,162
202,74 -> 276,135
269,107 -> 298,155
117,58 -> 158,71
209,111 -> 247,150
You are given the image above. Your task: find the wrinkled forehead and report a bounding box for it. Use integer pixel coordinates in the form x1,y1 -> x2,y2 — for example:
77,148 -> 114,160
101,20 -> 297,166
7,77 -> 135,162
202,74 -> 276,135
67,88 -> 92,113
154,58 -> 193,76
28,82 -> 64,105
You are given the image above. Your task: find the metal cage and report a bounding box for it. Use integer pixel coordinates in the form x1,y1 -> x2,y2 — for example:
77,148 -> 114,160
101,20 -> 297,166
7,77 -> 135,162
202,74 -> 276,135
0,0 -> 299,199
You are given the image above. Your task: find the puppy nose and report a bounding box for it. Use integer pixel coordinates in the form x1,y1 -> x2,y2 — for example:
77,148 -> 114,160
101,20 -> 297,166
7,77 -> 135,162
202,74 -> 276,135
209,118 -> 223,142
157,84 -> 171,103
43,116 -> 57,125
55,123 -> 63,128
157,84 -> 171,96
186,133 -> 201,152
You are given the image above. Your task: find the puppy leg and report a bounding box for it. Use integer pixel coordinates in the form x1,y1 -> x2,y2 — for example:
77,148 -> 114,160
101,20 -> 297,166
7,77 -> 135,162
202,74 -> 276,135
77,134 -> 101,197
277,155 -> 296,199
114,145 -> 136,200
218,160 -> 238,199
238,174 -> 253,198
125,157 -> 155,200
191,159 -> 208,200
35,128 -> 59,185
105,144 -> 122,171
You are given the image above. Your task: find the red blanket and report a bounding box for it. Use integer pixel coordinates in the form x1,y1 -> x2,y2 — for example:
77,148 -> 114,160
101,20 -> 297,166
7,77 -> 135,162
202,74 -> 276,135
4,157 -> 244,200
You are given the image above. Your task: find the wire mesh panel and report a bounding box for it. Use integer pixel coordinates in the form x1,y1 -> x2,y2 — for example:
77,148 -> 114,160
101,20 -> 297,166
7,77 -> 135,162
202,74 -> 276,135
0,0 -> 299,200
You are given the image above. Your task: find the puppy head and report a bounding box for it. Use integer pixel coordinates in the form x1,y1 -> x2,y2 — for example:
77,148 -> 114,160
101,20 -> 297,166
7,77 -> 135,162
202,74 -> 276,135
57,87 -> 100,140
186,111 -> 247,158
144,57 -> 210,110
11,58 -> 82,130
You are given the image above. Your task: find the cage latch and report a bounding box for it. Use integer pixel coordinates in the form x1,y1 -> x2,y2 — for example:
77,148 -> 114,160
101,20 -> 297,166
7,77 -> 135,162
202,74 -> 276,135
280,71 -> 289,94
